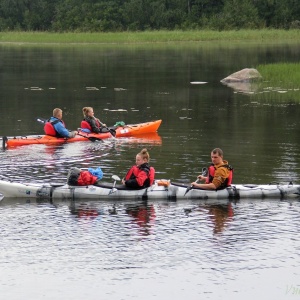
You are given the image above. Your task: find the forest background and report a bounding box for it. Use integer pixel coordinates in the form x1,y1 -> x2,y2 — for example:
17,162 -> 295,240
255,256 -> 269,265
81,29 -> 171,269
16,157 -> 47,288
0,0 -> 299,32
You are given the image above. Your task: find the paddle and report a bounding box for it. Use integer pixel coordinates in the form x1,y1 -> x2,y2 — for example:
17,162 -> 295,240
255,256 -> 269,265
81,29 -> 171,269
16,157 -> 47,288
76,132 -> 102,142
98,120 -> 116,138
2,136 -> 8,150
109,175 -> 121,195
36,117 -> 47,124
184,178 -> 200,196
184,167 -> 208,196
38,117 -> 116,138
36,117 -> 102,142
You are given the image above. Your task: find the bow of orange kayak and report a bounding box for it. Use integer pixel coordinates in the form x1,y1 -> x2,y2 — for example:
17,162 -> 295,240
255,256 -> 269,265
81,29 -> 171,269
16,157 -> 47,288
115,120 -> 162,137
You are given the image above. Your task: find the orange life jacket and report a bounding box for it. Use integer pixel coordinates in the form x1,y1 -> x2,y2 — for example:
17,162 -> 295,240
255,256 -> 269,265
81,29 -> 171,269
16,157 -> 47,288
205,163 -> 233,189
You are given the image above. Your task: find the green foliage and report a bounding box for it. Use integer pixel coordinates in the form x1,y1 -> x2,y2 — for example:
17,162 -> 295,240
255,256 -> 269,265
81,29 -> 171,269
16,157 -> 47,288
0,29 -> 299,44
0,0 -> 299,32
257,62 -> 300,89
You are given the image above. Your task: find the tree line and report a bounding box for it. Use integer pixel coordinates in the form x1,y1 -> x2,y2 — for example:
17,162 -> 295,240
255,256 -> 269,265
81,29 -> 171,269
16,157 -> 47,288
0,0 -> 299,32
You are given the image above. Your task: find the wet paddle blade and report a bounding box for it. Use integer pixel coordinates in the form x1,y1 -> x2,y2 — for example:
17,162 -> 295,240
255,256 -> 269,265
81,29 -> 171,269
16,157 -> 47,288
184,178 -> 200,196
184,185 -> 193,196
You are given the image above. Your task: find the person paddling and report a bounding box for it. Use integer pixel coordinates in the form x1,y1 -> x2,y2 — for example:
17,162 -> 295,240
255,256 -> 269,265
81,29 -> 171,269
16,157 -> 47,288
122,148 -> 155,189
81,107 -> 111,134
191,148 -> 233,190
44,108 -> 77,138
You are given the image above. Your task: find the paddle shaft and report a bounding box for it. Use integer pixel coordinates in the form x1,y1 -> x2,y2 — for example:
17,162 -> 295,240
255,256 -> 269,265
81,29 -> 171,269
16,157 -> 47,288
76,132 -> 102,142
98,120 -> 116,138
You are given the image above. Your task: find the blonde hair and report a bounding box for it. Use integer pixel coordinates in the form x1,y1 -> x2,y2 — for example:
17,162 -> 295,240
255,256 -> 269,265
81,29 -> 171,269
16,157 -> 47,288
53,108 -> 62,118
138,148 -> 150,162
82,107 -> 93,117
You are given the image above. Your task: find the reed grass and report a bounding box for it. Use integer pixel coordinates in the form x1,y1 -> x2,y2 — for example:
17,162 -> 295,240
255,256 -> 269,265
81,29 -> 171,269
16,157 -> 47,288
0,29 -> 300,44
257,63 -> 300,88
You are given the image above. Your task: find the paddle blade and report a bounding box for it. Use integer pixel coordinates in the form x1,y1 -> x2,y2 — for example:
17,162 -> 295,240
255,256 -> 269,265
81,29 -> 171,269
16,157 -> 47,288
36,117 -> 47,124
112,175 -> 121,181
88,137 -> 102,142
184,178 -> 200,196
109,129 -> 116,137
184,185 -> 193,196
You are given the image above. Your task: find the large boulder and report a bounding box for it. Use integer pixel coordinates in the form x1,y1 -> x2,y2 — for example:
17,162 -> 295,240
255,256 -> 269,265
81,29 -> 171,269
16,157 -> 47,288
221,68 -> 262,83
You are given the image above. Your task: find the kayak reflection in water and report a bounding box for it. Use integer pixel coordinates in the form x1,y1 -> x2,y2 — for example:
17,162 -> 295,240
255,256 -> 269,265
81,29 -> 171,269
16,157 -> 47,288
184,202 -> 234,234
69,202 -> 100,220
126,203 -> 156,236
207,202 -> 234,234
122,148 -> 155,189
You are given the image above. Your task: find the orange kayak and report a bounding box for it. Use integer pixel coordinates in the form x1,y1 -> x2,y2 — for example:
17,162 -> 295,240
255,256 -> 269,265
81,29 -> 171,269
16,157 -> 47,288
3,120 -> 162,148
115,120 -> 162,137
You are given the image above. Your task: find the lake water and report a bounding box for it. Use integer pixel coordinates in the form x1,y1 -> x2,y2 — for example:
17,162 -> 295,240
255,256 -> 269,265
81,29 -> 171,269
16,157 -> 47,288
0,41 -> 300,299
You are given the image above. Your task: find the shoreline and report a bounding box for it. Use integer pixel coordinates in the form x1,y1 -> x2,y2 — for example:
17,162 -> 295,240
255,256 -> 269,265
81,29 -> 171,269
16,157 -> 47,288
0,29 -> 300,44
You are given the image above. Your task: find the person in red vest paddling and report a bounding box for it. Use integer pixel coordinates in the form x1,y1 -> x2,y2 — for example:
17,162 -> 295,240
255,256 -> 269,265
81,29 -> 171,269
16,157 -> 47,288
44,108 -> 77,138
122,148 -> 155,189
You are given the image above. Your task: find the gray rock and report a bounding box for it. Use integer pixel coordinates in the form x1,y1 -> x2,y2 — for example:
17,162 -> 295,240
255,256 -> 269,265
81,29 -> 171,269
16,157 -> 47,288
221,68 -> 262,83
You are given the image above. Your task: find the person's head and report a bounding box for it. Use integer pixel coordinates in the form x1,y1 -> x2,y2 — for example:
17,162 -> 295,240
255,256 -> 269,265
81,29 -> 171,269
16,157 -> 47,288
53,108 -> 63,119
135,148 -> 150,166
211,148 -> 224,165
82,107 -> 94,118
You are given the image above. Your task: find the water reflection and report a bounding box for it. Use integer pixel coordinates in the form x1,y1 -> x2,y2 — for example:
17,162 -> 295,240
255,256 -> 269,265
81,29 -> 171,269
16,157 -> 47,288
70,201 -> 101,219
125,202 -> 156,236
1,42 -> 300,299
184,201 -> 234,234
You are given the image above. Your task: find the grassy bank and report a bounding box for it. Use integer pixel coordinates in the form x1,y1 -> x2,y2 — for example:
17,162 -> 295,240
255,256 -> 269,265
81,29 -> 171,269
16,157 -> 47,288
257,63 -> 300,88
0,29 -> 300,44
253,63 -> 300,102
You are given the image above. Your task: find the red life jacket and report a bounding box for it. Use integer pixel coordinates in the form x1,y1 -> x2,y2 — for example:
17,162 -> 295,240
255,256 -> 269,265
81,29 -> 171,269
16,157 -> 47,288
125,165 -> 155,188
44,119 -> 65,136
149,167 -> 155,186
81,120 -> 92,131
205,163 -> 233,189
81,119 -> 101,131
77,171 -> 98,186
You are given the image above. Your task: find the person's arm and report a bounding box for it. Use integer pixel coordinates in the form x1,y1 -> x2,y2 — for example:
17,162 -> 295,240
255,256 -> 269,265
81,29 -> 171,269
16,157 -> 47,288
192,167 -> 228,190
191,182 -> 217,190
53,121 -> 70,138
123,167 -> 148,188
96,118 -> 106,127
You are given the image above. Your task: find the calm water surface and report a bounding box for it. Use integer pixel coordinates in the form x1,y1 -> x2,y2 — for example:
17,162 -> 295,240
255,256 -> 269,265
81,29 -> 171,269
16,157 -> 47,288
0,41 -> 300,299
1,197 -> 299,300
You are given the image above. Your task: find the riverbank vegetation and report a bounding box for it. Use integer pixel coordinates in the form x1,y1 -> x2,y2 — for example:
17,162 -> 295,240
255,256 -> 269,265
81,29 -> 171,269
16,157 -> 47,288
257,63 -> 300,87
256,62 -> 300,100
0,0 -> 299,32
1,30 -> 300,44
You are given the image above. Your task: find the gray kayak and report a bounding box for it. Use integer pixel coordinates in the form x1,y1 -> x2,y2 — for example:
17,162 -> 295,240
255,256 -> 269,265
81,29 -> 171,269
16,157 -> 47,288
0,178 -> 299,200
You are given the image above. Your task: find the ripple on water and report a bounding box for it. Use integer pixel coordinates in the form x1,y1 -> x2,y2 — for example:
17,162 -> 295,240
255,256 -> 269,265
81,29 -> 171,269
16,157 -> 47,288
0,196 -> 300,299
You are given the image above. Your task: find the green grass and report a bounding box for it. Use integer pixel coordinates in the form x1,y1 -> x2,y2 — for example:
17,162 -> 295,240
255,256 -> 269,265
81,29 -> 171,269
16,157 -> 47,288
257,63 -> 300,88
0,29 -> 300,44
252,63 -> 300,101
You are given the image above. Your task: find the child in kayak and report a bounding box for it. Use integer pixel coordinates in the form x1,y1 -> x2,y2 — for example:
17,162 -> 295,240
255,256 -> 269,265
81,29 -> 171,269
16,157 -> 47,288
122,148 -> 155,189
81,107 -> 111,134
